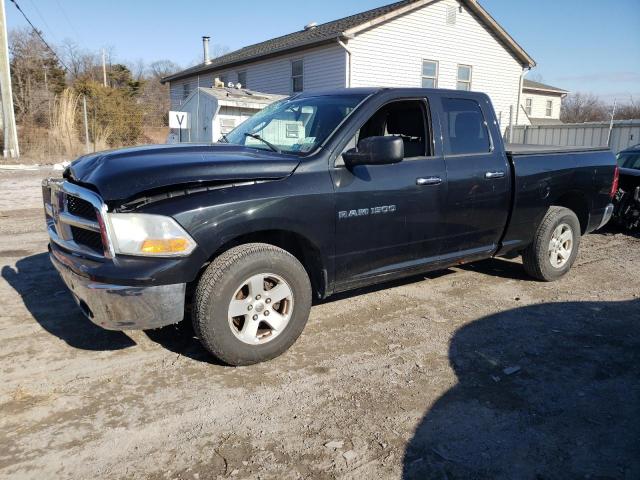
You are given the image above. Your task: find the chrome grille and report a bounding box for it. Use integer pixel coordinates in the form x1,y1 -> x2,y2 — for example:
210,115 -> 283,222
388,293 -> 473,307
67,195 -> 98,221
70,226 -> 104,253
42,179 -> 113,259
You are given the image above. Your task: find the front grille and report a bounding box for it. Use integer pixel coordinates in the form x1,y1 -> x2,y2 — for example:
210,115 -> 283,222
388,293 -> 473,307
71,226 -> 104,253
67,195 -> 97,221
42,179 -> 111,259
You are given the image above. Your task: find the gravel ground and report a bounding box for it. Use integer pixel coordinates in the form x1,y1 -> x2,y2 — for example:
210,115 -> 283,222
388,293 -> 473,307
1,168 -> 639,480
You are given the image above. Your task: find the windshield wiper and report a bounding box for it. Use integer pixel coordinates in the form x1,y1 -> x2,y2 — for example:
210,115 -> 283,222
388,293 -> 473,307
244,133 -> 281,153
219,133 -> 229,143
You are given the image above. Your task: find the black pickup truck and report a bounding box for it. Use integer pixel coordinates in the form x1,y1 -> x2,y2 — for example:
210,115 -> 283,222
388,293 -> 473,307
43,88 -> 618,365
613,144 -> 640,230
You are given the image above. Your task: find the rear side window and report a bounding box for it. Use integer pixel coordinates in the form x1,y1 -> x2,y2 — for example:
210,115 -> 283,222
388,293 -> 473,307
442,98 -> 491,155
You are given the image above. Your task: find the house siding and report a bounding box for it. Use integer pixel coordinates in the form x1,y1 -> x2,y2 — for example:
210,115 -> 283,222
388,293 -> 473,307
521,90 -> 563,121
169,44 -> 346,110
347,0 -> 525,131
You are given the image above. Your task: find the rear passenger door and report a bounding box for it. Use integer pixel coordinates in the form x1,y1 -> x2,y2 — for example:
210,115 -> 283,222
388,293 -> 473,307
437,95 -> 511,258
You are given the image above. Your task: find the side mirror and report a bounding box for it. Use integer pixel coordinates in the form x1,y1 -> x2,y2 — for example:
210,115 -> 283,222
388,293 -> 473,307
343,136 -> 404,168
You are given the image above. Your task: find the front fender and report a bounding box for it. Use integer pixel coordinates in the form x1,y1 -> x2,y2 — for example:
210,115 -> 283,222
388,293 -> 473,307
139,171 -> 336,285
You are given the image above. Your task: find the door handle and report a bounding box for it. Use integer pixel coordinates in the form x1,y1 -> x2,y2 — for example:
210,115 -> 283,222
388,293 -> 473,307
485,171 -> 506,179
416,176 -> 442,186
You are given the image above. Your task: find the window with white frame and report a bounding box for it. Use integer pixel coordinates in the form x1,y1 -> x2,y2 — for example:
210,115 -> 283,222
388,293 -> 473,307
421,60 -> 438,88
457,65 -> 472,91
525,98 -> 532,115
237,71 -> 247,88
291,59 -> 304,93
546,100 -> 553,117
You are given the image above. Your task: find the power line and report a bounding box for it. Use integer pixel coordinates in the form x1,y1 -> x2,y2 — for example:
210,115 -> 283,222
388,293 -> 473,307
26,0 -> 58,43
54,0 -> 81,42
8,0 -> 69,71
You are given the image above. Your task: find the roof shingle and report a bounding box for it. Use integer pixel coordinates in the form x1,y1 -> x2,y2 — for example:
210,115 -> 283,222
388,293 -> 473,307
523,79 -> 568,94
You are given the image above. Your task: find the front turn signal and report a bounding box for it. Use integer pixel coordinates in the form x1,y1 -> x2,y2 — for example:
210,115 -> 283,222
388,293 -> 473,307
141,238 -> 191,254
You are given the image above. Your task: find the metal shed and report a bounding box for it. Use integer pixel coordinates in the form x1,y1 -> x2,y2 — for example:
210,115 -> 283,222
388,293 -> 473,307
178,87 -> 285,143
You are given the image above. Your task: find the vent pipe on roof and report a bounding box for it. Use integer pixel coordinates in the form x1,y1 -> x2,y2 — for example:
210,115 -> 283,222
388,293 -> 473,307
304,22 -> 317,30
202,36 -> 211,65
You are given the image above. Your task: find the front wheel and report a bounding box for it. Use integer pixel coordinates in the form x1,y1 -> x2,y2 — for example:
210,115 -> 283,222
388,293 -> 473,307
522,206 -> 581,281
193,243 -> 312,366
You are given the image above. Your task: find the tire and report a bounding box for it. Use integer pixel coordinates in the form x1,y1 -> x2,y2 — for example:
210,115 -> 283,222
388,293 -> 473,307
193,243 -> 312,366
522,206 -> 581,282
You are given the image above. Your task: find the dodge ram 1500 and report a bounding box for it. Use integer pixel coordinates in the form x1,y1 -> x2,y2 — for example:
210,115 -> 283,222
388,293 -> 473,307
43,88 -> 618,365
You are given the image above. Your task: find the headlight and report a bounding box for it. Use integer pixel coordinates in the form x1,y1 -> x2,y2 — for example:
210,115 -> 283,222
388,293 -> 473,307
108,213 -> 196,257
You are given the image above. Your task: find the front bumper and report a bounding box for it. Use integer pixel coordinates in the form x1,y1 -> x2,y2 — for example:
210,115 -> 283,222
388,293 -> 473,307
50,251 -> 186,331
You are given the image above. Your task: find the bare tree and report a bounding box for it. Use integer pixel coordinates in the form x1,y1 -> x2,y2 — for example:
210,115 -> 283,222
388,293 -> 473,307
148,60 -> 181,80
560,93 -> 608,123
138,60 -> 181,127
59,38 -> 98,82
615,97 -> 640,120
128,58 -> 146,82
9,28 -> 66,124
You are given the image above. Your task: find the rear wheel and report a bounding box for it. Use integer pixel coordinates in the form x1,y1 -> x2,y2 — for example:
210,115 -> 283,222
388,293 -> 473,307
193,243 -> 312,366
522,206 -> 581,281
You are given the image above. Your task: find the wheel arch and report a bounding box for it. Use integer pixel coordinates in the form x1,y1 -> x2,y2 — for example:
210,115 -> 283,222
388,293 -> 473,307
551,191 -> 590,234
196,229 -> 330,300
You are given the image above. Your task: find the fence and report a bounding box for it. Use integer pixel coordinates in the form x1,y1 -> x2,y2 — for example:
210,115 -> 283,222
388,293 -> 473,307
507,120 -> 640,154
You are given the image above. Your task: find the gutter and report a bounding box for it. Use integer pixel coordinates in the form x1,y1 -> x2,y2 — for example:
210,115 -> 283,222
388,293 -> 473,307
337,37 -> 353,88
515,67 -> 530,126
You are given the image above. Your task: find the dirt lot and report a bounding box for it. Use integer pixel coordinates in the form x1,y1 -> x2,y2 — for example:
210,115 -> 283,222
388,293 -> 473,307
1,168 -> 639,480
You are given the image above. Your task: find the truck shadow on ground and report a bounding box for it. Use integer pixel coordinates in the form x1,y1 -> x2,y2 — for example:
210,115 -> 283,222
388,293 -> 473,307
403,298 -> 640,479
456,257 -> 531,281
1,252 -> 135,351
144,270 -> 458,365
143,321 -> 226,365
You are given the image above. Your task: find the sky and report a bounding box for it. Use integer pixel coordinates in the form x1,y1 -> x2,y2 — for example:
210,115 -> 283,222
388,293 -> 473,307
6,0 -> 640,101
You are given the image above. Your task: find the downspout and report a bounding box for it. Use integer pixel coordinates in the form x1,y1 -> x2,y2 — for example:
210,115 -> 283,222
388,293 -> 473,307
337,38 -> 352,88
516,66 -> 530,126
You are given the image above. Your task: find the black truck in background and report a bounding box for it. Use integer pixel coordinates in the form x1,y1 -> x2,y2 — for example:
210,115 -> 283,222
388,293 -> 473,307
613,144 -> 640,231
42,88 -> 618,365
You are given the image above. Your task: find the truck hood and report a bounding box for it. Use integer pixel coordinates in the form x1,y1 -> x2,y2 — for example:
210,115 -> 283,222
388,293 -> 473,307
65,143 -> 301,202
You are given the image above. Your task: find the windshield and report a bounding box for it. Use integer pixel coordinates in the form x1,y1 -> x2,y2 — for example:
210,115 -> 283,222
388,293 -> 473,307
223,94 -> 366,155
617,152 -> 640,170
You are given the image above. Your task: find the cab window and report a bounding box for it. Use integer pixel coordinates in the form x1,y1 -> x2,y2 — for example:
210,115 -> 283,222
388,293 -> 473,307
358,100 -> 430,158
442,98 -> 491,155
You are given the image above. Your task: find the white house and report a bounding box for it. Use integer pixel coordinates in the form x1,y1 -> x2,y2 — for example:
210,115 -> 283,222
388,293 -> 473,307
162,0 -> 537,131
519,79 -> 569,125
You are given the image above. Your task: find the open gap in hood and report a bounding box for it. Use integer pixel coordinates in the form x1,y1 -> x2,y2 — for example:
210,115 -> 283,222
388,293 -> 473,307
115,179 -> 275,212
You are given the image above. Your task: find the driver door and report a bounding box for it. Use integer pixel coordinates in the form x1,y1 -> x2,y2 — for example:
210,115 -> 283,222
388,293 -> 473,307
330,98 -> 447,290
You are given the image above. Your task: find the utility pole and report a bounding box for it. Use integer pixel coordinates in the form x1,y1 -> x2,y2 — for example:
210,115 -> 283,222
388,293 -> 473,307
606,99 -> 617,148
0,0 -> 19,158
82,95 -> 90,153
102,49 -> 107,87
